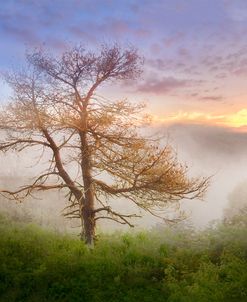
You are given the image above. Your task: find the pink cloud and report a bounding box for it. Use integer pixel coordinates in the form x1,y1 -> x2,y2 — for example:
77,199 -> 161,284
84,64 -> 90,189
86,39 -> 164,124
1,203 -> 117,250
233,65 -> 247,76
137,76 -> 188,94
199,96 -> 224,102
177,47 -> 190,58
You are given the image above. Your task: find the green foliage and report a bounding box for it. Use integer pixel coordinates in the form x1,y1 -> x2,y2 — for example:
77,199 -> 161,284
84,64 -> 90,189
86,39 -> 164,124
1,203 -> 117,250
0,214 -> 247,301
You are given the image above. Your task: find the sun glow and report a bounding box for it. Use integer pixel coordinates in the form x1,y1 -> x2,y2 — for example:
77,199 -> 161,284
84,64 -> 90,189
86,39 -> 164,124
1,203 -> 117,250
154,108 -> 247,130
225,109 -> 247,127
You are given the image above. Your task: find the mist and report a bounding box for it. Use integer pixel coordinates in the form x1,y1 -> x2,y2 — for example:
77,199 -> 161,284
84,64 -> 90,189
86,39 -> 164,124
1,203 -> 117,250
1,123 -> 247,232
165,123 -> 247,226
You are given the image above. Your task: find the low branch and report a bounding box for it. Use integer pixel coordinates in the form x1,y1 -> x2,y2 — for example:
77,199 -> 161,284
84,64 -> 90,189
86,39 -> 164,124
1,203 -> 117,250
0,139 -> 50,151
0,183 -> 68,196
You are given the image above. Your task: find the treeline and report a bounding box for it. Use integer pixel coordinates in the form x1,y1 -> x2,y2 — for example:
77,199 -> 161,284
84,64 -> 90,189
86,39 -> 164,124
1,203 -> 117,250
0,213 -> 246,302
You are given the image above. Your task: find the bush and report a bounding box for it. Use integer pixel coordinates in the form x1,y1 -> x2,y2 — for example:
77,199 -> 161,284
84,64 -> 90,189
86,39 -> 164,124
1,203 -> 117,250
0,214 -> 246,301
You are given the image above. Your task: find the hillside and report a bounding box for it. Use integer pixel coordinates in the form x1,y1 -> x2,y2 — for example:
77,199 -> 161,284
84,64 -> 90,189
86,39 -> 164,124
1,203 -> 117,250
0,214 -> 247,302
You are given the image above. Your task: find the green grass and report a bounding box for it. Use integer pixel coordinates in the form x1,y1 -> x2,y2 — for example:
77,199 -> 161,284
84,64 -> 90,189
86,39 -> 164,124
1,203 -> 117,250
0,214 -> 247,302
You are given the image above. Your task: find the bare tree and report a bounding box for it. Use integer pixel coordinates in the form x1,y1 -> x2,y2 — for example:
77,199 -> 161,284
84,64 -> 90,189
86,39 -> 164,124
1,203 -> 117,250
0,44 -> 208,246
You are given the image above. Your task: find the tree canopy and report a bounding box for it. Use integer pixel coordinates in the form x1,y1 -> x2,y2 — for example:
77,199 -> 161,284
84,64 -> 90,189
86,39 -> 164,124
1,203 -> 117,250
0,44 -> 208,245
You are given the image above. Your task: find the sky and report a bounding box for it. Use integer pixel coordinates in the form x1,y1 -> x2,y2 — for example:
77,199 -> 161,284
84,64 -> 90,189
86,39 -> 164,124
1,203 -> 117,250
0,0 -> 247,227
0,0 -> 247,129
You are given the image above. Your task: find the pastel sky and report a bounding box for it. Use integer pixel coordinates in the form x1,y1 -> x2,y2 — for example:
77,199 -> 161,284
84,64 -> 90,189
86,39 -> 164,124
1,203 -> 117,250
1,0 -> 247,130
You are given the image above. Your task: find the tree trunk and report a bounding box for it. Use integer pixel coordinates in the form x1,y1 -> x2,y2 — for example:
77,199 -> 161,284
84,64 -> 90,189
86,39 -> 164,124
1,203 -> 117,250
81,167 -> 95,246
82,198 -> 95,246
80,129 -> 95,247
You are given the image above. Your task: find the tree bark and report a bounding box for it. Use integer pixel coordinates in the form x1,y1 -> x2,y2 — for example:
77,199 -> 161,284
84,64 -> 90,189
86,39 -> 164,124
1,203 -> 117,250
80,127 -> 95,246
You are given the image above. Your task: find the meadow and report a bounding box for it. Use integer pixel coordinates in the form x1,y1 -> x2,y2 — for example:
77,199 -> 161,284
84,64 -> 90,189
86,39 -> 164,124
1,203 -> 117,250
0,213 -> 247,302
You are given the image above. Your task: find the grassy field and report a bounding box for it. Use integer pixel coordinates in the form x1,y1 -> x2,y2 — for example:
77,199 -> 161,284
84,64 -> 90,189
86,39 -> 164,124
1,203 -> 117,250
0,214 -> 247,302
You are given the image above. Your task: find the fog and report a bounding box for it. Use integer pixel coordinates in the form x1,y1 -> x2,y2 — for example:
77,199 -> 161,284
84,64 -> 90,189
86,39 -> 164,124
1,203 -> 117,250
1,123 -> 247,232
166,123 -> 247,226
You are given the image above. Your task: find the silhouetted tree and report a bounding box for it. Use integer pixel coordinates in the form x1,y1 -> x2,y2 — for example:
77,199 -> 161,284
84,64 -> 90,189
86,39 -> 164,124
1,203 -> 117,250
0,44 -> 208,246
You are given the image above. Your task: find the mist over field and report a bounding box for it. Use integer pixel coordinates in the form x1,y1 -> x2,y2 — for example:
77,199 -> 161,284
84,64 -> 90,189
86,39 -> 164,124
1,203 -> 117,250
1,122 -> 246,231
165,123 -> 247,226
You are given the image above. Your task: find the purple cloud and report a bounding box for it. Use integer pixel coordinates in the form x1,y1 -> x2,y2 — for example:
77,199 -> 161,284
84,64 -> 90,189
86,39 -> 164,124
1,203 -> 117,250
163,32 -> 186,47
137,76 -> 189,94
2,23 -> 40,45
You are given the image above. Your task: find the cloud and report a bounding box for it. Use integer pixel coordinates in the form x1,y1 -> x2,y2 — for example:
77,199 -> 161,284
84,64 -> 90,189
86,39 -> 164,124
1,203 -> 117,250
199,95 -> 224,102
163,31 -> 186,47
149,43 -> 247,81
233,66 -> 247,76
0,0 -> 246,113
70,18 -> 150,43
200,45 -> 247,78
1,23 -> 40,45
153,108 -> 247,128
69,26 -> 97,44
144,38 -> 247,105
137,76 -> 189,94
177,47 -> 190,58
42,38 -> 68,51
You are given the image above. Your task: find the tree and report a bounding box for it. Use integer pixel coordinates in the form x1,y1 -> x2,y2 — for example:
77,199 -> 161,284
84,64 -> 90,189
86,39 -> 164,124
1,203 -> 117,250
0,44 -> 208,246
223,181 -> 247,226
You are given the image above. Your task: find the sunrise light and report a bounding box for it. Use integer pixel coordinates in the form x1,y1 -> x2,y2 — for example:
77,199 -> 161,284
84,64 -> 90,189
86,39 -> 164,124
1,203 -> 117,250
154,109 -> 247,129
